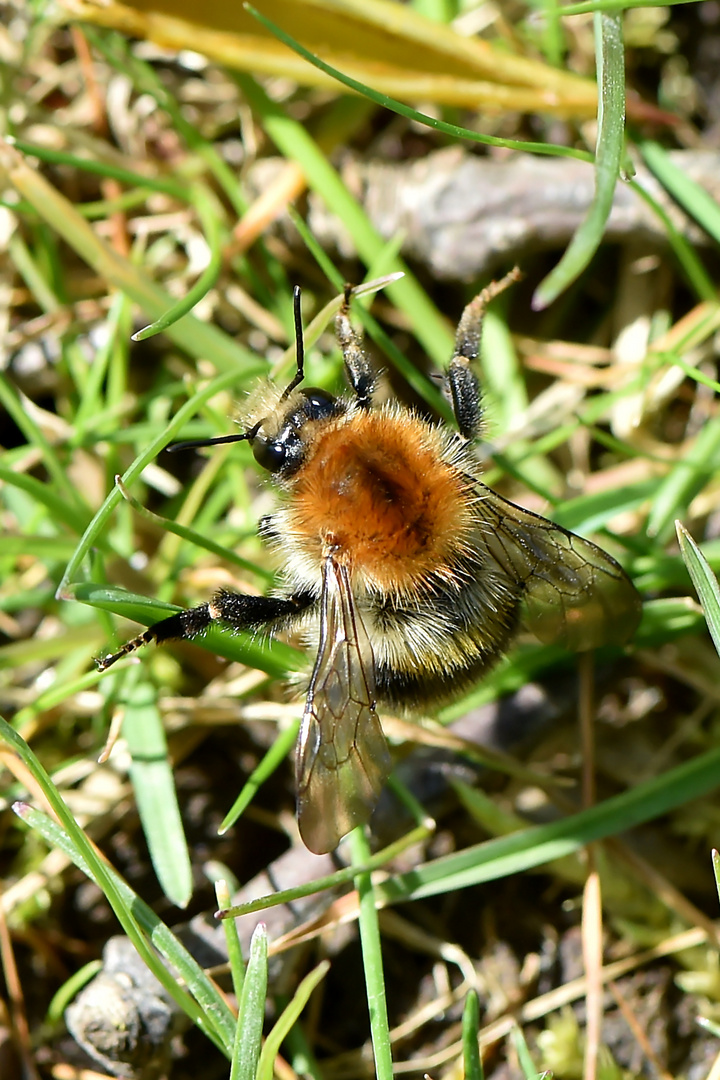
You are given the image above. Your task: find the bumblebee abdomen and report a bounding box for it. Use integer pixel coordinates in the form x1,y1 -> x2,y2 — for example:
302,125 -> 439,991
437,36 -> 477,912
368,562 -> 522,711
288,408 -> 475,592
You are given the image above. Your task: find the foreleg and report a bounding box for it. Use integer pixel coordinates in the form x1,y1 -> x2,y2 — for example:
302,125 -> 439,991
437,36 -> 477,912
447,267 -> 521,439
335,285 -> 376,409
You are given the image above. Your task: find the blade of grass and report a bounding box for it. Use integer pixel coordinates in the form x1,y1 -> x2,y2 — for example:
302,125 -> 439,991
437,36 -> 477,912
114,476 -> 272,582
0,535 -> 79,560
8,137 -> 189,199
551,478 -> 655,533
511,1022 -> 542,1078
244,4 -> 595,160
0,374 -> 87,515
676,522 -> 720,658
1,719 -> 235,1053
12,666 -> 110,740
219,720 -> 299,834
463,990 -> 485,1080
646,416 -> 720,541
46,961 -> 103,1025
0,627 -> 101,671
277,1003 -> 324,1080
377,740 -> 720,904
256,960 -> 330,1080
133,184 -> 223,341
533,11 -> 626,308
122,677 -> 193,908
628,175 -> 718,303
8,230 -> 62,312
713,850 -> 720,911
231,924 -> 268,1080
74,291 -> 133,437
480,305 -> 528,435
537,0 -> 565,67
218,825 -> 432,919
79,187 -> 160,218
348,827 -> 393,1080
640,140 -> 720,246
559,0 -> 696,13
216,879 -> 245,1000
669,356 -> 720,394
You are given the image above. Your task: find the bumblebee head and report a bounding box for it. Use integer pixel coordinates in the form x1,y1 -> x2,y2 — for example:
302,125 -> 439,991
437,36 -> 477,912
249,387 -> 343,476
168,286 -> 350,473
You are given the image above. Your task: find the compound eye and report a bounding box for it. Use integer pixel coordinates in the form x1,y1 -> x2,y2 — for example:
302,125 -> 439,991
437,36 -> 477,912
252,437 -> 286,473
301,387 -> 338,420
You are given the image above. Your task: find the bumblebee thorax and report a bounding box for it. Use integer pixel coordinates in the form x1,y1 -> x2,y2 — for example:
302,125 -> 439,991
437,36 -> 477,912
285,407 -> 475,591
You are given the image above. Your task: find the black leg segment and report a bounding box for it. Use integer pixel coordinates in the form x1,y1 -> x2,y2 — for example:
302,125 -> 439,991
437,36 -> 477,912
447,267 -> 522,441
447,359 -> 482,441
96,590 -> 314,671
335,286 -> 376,409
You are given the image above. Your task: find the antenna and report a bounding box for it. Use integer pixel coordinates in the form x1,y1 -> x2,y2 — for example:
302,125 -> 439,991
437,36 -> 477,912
168,286 -> 305,452
280,285 -> 305,400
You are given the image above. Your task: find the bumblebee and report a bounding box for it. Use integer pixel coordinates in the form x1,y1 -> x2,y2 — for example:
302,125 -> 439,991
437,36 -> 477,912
99,271 -> 641,854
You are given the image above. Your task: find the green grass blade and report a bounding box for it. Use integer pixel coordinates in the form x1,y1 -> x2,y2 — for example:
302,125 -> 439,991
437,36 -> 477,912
122,678 -> 193,908
676,522 -> 720,658
216,879 -> 245,1001
220,826 -> 432,920
243,4 -> 593,162
133,183 -> 223,341
0,374 -> 87,514
1,718 -> 235,1052
13,666 -> 108,739
640,139 -> 720,246
533,11 -> 625,308
552,478 -> 654,533
463,990 -> 484,1080
257,961 -> 331,1080
348,828 -> 393,1080
74,290 -> 132,435
231,923 -> 268,1080
114,477 -> 272,582
646,416 -> 720,541
377,742 -> 720,904
511,1023 -> 542,1078
47,961 -> 103,1025
0,464 -> 90,535
558,0 -> 696,13
219,720 -> 299,834
628,176 -> 718,303
9,137 -> 188,199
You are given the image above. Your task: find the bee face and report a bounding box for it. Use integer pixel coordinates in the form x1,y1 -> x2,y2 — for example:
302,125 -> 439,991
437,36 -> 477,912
98,273 -> 642,855
246,386 -> 342,476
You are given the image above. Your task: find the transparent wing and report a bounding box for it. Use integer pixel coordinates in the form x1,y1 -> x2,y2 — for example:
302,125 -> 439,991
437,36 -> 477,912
296,556 -> 391,854
476,484 -> 642,652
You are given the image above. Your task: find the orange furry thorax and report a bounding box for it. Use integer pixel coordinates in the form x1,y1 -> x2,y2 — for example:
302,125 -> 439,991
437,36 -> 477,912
286,409 -> 473,591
